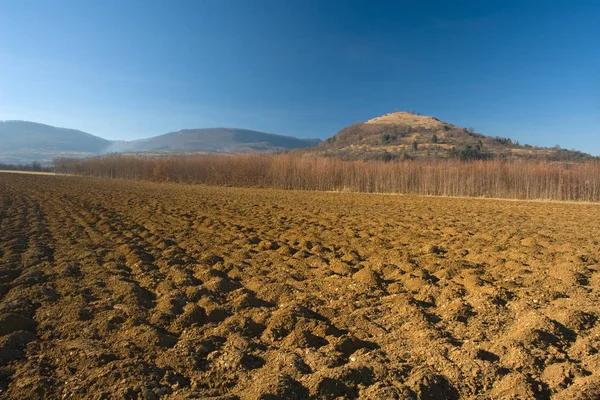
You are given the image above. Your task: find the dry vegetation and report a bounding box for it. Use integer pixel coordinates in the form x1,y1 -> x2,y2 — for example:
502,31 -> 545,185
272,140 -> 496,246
55,153 -> 600,202
312,112 -> 594,162
364,112 -> 446,129
1,174 -> 600,399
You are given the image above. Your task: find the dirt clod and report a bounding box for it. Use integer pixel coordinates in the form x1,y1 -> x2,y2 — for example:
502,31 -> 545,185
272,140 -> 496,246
1,174 -> 600,398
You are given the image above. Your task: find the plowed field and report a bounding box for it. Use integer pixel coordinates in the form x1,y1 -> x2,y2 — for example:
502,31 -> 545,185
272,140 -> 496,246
1,174 -> 600,399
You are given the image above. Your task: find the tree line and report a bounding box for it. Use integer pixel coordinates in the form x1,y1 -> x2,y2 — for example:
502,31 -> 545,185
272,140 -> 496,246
0,161 -> 52,172
54,153 -> 600,202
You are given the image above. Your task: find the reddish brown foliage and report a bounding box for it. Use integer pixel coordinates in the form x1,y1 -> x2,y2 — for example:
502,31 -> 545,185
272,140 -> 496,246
55,154 -> 600,202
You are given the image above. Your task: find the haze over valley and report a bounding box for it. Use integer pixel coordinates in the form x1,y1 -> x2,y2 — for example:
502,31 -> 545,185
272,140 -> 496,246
1,2 -> 600,399
0,121 -> 320,164
1,112 -> 595,165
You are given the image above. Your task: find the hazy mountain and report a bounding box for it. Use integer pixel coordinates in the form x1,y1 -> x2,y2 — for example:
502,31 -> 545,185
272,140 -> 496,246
0,122 -> 320,165
109,128 -> 321,153
0,121 -> 111,164
309,112 -> 594,162
2,115 -> 591,166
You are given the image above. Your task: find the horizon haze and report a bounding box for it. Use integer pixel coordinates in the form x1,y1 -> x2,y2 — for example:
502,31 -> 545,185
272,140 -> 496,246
0,0 -> 598,155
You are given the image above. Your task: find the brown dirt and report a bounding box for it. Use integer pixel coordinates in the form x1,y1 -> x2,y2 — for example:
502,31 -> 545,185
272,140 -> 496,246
0,170 -> 56,176
1,174 -> 600,399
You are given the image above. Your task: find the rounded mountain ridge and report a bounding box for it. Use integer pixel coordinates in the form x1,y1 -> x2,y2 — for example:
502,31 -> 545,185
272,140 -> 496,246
365,112 -> 449,129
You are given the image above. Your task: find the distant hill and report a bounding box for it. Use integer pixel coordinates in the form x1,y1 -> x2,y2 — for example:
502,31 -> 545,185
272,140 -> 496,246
0,122 -> 320,165
0,121 -> 111,164
2,115 -> 593,165
108,128 -> 321,153
309,112 -> 594,162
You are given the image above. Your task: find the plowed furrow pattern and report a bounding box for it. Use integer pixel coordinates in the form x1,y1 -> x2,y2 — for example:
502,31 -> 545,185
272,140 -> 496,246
1,173 -> 600,399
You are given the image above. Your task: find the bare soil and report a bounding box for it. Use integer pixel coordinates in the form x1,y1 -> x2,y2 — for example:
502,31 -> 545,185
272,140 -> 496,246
0,170 -> 56,176
1,174 -> 599,399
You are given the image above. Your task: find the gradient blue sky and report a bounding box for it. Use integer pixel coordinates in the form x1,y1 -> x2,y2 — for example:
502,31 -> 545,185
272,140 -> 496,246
0,0 -> 598,154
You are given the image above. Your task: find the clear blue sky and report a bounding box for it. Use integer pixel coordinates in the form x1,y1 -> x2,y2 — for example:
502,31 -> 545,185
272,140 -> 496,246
1,0 -> 598,154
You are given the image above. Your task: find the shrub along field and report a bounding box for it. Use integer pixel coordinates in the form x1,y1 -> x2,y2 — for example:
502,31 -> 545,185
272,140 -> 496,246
55,154 -> 600,202
1,173 -> 600,399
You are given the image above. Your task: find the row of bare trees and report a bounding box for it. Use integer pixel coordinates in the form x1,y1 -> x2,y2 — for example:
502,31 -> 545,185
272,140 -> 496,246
55,154 -> 600,202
